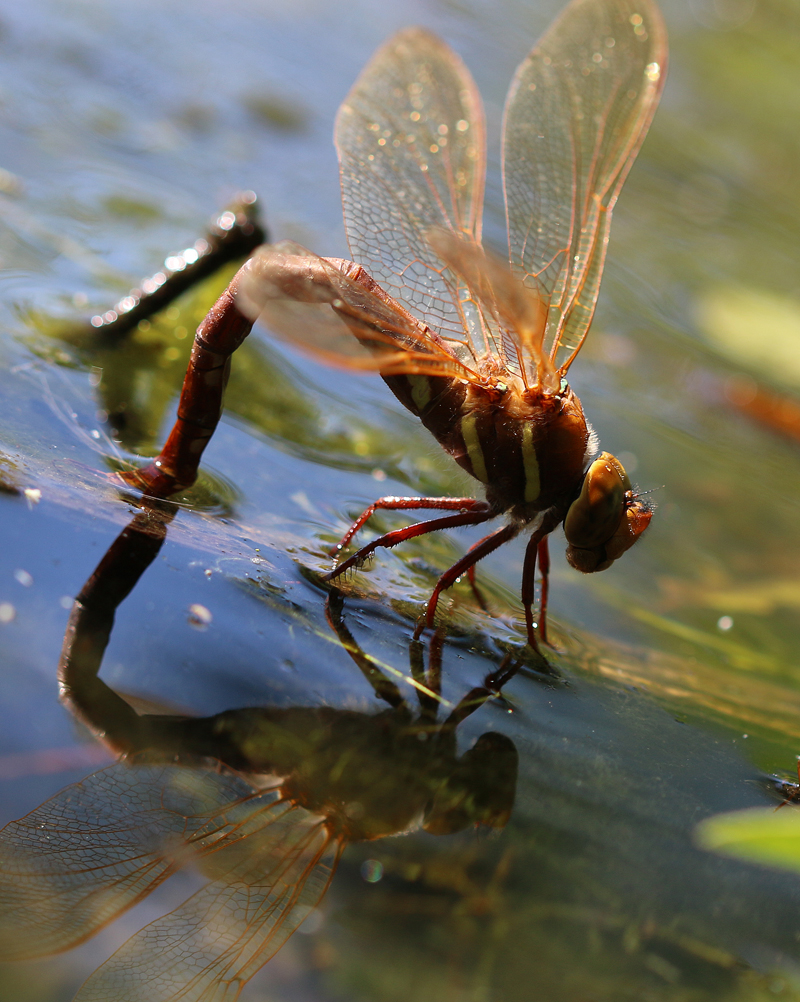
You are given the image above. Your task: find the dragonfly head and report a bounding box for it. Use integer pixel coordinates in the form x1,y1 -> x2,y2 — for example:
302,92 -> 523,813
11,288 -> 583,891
422,732 -> 518,835
563,452 -> 652,573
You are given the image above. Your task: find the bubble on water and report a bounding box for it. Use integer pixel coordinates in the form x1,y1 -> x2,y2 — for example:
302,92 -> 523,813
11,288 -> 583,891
188,603 -> 213,630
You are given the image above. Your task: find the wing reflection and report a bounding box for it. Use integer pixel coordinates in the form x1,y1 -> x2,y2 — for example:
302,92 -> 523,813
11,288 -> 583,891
0,504 -> 518,1001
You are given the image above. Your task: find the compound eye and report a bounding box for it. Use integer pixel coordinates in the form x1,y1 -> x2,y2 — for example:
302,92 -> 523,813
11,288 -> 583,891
564,452 -> 651,573
564,452 -> 628,550
603,495 -> 652,564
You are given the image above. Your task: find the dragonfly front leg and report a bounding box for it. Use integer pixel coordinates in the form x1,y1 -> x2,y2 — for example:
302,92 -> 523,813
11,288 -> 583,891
326,505 -> 494,580
332,496 -> 490,556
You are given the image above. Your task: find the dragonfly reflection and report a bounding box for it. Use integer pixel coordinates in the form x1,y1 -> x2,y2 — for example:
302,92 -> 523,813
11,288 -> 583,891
0,504 -> 518,1002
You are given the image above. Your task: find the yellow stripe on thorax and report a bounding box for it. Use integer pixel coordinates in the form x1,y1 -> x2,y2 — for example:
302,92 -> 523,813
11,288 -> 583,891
461,414 -> 489,483
522,423 -> 540,503
407,374 -> 431,413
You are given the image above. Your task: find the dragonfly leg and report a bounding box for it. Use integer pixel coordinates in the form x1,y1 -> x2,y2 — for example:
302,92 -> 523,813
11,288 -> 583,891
326,506 -> 494,580
537,536 -> 551,646
466,563 -> 488,611
332,496 -> 488,556
416,522 -> 520,638
120,269 -> 255,498
520,514 -> 561,651
520,533 -> 539,651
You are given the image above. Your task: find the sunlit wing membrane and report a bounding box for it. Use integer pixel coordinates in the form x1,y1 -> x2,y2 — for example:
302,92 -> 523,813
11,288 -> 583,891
335,28 -> 497,368
425,227 -> 558,390
0,764 -> 256,960
237,243 -> 474,379
503,0 -> 667,372
73,800 -> 341,1002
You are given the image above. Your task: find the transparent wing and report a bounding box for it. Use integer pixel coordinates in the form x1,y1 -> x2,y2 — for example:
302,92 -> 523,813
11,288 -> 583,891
425,228 -> 558,391
503,0 -> 667,371
236,242 -> 476,379
0,763 -> 256,960
336,28 -> 494,366
73,802 -> 341,1002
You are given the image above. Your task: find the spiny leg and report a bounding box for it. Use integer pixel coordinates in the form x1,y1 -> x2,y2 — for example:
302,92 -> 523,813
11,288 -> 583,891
416,522 -> 520,638
326,506 -> 494,580
332,496 -> 490,557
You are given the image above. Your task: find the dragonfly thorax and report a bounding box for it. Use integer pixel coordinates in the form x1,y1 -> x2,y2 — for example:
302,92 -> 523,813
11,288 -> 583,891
385,372 -> 591,518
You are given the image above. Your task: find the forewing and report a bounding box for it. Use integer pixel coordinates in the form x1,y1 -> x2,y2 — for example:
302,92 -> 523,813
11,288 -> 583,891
336,28 -> 490,362
236,242 -> 474,379
73,800 -> 341,1002
503,0 -> 667,371
0,763 -> 255,960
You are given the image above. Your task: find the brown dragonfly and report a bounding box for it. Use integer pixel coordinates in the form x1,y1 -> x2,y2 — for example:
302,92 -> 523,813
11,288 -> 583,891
0,504 -> 519,1002
125,0 -> 667,651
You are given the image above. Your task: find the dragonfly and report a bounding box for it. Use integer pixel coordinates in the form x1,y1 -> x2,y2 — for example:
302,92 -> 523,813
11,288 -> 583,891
126,0 -> 667,650
0,504 -> 519,1002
